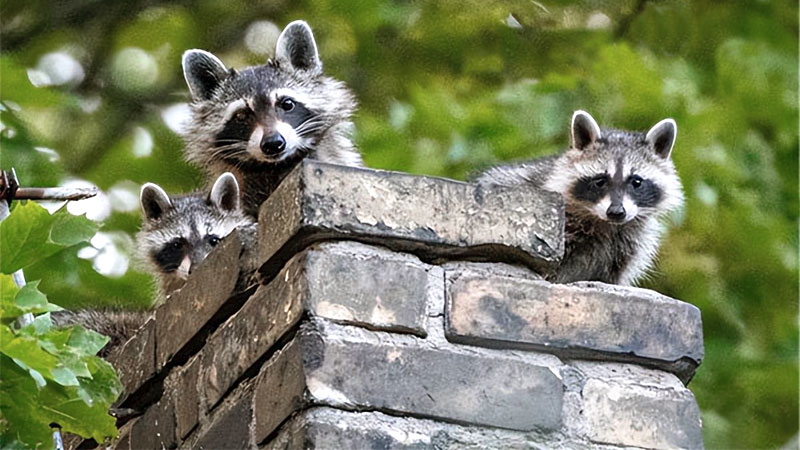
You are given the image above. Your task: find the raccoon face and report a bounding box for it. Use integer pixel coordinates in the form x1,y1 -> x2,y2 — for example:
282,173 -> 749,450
549,111 -> 682,225
182,20 -> 355,167
138,173 -> 251,282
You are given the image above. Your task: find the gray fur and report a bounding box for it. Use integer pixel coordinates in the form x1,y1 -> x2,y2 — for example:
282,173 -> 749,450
476,111 -> 684,286
51,309 -> 151,357
136,173 -> 257,299
182,20 -> 362,217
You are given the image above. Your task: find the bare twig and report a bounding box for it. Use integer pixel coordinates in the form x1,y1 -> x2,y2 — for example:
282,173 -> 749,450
14,186 -> 98,201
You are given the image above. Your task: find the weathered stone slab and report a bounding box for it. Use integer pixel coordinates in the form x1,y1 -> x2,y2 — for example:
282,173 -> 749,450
258,160 -> 564,278
201,253 -> 305,409
108,317 -> 155,404
304,242 -> 434,336
262,407 -> 626,450
445,272 -> 704,383
170,355 -> 201,440
128,394 -> 176,450
253,339 -> 307,441
203,241 -> 439,410
581,377 -> 703,449
155,230 -> 241,369
253,320 -> 563,439
186,380 -> 257,450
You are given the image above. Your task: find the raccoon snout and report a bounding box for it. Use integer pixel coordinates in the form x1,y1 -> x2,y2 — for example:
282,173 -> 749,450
260,132 -> 286,156
606,204 -> 626,223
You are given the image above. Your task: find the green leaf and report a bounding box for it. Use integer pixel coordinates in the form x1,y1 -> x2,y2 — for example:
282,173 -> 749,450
49,210 -> 100,247
50,367 -> 79,387
0,354 -> 119,446
0,202 -> 98,274
19,312 -> 52,336
66,325 -> 109,358
0,276 -> 61,321
0,325 -> 59,379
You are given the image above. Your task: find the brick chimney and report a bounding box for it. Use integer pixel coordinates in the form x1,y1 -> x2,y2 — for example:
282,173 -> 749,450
80,161 -> 704,449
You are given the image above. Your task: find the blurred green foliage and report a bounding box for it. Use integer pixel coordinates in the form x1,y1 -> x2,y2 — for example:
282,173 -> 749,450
1,0 -> 796,447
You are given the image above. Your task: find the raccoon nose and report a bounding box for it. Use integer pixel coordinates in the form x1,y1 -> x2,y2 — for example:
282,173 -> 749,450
260,132 -> 286,156
606,204 -> 626,222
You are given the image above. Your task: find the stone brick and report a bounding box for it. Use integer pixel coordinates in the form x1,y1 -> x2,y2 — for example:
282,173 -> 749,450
155,230 -> 241,369
257,160 -> 564,278
253,339 -> 307,442
263,407 -> 624,450
202,240 -> 440,411
445,272 -> 704,382
304,241 -> 435,336
129,395 -> 176,450
169,355 -> 201,440
253,320 -> 563,439
581,376 -> 703,449
201,253 -> 305,409
190,380 -> 256,450
108,317 -> 155,403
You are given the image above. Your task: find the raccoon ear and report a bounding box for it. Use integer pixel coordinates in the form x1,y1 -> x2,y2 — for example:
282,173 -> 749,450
140,183 -> 172,221
646,118 -> 677,159
275,20 -> 322,72
571,110 -> 602,151
209,172 -> 240,213
182,49 -> 229,100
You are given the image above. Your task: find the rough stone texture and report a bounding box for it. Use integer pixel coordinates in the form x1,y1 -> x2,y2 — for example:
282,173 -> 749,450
303,241 -> 435,336
559,361 -> 704,450
252,319 -> 563,440
128,393 -> 176,450
257,160 -> 564,277
446,270 -> 704,383
263,407 -> 628,450
202,241 -> 439,410
201,255 -> 305,409
155,230 -> 241,369
581,374 -> 703,449
107,317 -> 155,403
170,355 -> 201,440
184,380 -> 256,450
253,339 -> 307,442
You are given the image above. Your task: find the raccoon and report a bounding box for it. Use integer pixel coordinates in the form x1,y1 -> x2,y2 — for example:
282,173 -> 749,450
51,174 -> 257,358
181,20 -> 362,216
137,172 -> 257,296
477,110 -> 684,285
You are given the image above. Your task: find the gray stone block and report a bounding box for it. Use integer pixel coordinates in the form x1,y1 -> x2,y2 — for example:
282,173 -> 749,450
187,380 -> 257,450
252,320 -> 563,440
257,161 -> 564,278
304,241 -> 435,336
262,407 -> 626,450
169,355 -> 201,440
128,394 -> 176,450
201,254 -> 305,409
581,376 -> 703,449
155,230 -> 241,369
253,339 -> 307,442
202,241 -> 439,411
108,317 -> 155,404
445,271 -> 704,383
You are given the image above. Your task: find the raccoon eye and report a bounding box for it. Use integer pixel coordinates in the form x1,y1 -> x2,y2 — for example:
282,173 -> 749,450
591,176 -> 608,189
208,235 -> 221,247
630,175 -> 643,188
234,110 -> 248,121
171,241 -> 183,249
279,98 -> 295,112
